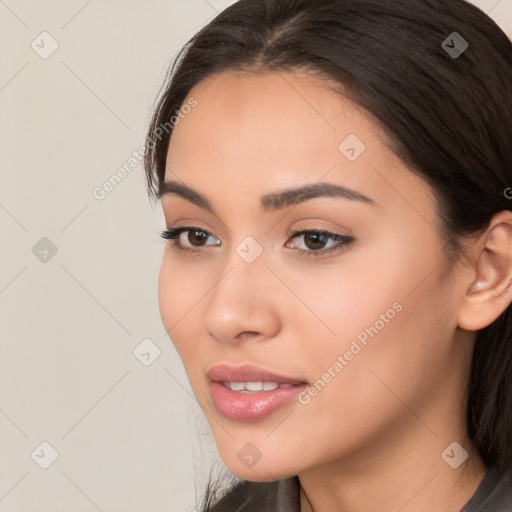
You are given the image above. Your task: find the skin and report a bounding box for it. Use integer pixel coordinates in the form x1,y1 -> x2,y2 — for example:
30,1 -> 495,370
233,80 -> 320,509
158,69 -> 512,512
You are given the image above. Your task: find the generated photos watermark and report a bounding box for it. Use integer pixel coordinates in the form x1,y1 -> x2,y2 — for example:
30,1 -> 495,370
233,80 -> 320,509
298,301 -> 403,405
92,97 -> 198,200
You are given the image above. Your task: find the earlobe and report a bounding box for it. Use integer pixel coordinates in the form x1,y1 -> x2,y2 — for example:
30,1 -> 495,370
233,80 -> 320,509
457,211 -> 512,332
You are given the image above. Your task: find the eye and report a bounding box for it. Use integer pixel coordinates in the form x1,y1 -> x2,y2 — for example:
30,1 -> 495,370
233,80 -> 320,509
160,226 -> 221,253
160,226 -> 354,258
286,228 -> 354,258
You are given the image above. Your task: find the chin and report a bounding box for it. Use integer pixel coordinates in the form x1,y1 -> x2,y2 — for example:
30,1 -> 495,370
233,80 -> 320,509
217,449 -> 300,482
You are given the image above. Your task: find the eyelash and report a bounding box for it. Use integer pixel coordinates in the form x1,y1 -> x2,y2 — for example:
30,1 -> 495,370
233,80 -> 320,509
159,226 -> 354,259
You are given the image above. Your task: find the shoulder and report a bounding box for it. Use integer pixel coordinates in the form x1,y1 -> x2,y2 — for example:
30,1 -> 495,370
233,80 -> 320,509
489,468 -> 512,511
461,466 -> 512,512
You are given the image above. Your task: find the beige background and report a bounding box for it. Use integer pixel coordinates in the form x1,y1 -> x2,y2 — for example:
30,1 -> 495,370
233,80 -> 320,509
0,1 -> 511,511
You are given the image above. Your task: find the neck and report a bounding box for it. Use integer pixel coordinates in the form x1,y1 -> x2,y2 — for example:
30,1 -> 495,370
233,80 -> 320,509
298,412 -> 487,512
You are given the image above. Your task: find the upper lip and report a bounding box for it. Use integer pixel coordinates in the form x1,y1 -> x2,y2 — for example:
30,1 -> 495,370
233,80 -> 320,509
207,364 -> 308,385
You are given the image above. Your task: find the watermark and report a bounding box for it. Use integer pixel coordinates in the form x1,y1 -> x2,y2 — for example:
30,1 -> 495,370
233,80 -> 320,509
504,187 -> 512,200
441,32 -> 468,59
339,133 -> 366,162
147,96 -> 198,147
133,338 -> 161,366
31,441 -> 59,469
441,441 -> 468,469
237,442 -> 263,468
297,301 -> 403,405
31,31 -> 59,59
236,236 -> 263,263
32,236 -> 58,263
92,97 -> 197,200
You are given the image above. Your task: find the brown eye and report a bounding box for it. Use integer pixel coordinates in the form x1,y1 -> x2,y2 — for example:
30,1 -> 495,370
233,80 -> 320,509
286,229 -> 354,258
188,230 -> 209,246
303,232 -> 329,250
160,226 -> 221,251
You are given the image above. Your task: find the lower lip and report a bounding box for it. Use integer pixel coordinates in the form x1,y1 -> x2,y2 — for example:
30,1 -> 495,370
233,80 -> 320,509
210,381 -> 308,421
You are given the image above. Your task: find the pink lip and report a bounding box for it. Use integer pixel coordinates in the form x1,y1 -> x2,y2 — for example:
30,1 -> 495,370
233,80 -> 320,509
207,364 -> 308,422
207,363 -> 306,385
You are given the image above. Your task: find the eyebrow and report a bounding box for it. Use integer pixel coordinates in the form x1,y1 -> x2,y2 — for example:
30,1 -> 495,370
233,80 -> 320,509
158,180 -> 377,213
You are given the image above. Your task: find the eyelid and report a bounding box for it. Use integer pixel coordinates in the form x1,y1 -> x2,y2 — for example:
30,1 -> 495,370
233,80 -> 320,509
162,226 -> 219,239
286,226 -> 354,258
160,226 -> 221,252
160,224 -> 354,259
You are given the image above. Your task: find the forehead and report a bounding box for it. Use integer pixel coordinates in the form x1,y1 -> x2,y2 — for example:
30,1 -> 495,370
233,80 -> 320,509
169,69 -> 372,145
167,70 -> 379,179
164,70 -> 435,222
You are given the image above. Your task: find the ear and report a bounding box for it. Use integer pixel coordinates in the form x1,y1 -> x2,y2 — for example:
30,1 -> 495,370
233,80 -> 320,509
457,210 -> 512,331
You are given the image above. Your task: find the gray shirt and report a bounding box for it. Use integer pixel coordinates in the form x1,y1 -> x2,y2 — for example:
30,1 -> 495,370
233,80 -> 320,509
461,466 -> 512,512
211,466 -> 512,511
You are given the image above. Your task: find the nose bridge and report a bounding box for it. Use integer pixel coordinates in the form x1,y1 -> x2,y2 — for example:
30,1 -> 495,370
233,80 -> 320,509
216,233 -> 270,298
201,238 -> 281,343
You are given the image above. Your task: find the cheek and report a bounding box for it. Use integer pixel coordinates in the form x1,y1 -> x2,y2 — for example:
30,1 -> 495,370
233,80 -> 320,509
283,229 -> 442,352
158,256 -> 214,402
284,230 -> 454,416
295,278 -> 455,455
297,244 -> 453,419
158,254 -> 204,356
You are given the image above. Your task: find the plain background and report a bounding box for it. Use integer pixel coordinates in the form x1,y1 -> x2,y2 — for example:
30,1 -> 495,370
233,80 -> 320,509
0,1 -> 511,511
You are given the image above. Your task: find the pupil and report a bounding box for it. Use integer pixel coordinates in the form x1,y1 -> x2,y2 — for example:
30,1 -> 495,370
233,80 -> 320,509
305,232 -> 326,250
188,230 -> 207,246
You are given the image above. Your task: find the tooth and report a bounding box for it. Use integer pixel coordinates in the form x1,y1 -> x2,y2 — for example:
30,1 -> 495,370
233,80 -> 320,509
230,382 -> 245,391
226,381 -> 286,392
245,381 -> 264,392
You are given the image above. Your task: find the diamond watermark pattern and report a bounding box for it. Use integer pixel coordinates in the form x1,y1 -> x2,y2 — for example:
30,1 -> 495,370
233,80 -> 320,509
133,338 -> 161,366
237,442 -> 263,468
236,236 -> 263,264
441,441 -> 468,469
31,441 -> 59,469
32,237 -> 58,263
31,32 -> 59,59
442,32 -> 468,59
339,134 -> 366,162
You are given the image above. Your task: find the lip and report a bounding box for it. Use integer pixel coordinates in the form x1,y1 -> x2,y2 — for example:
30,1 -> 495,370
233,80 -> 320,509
207,363 -> 307,385
207,364 -> 308,422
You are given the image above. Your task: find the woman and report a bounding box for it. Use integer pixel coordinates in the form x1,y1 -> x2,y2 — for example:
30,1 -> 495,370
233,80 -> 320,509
143,0 -> 512,510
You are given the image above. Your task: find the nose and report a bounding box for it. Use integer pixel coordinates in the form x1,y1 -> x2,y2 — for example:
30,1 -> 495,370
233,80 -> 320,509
201,255 -> 282,345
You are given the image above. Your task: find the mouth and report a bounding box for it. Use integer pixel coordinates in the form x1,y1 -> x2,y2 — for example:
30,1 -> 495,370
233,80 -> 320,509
207,363 -> 308,385
220,381 -> 301,392
207,364 -> 308,421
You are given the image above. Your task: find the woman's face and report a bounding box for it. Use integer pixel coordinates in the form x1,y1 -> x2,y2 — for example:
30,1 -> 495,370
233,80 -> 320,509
159,70 -> 472,481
